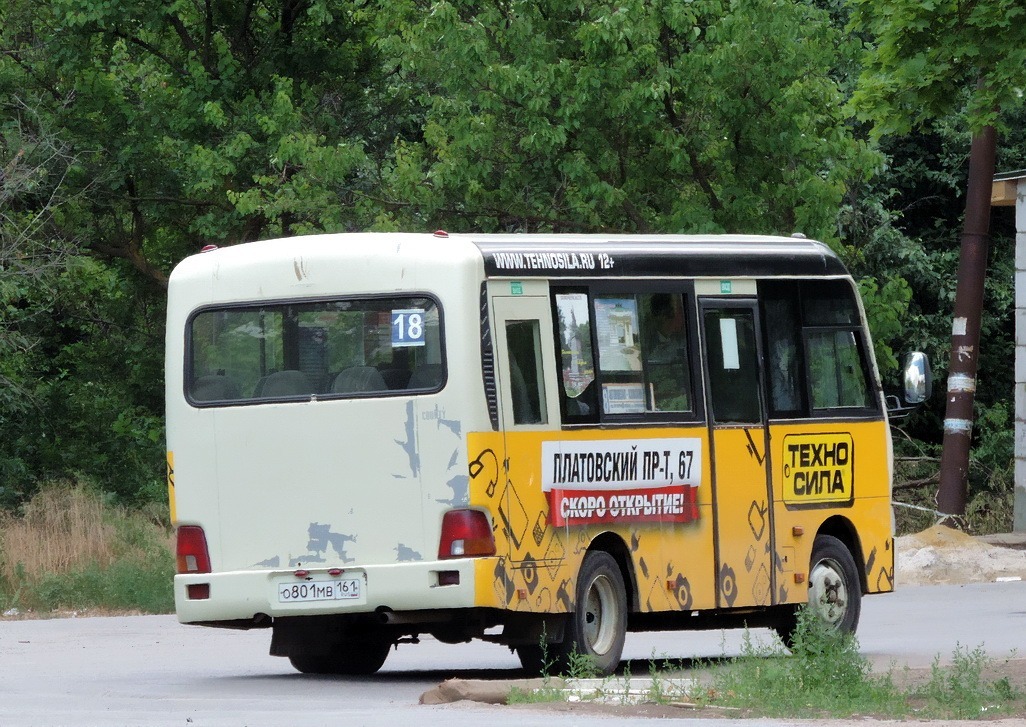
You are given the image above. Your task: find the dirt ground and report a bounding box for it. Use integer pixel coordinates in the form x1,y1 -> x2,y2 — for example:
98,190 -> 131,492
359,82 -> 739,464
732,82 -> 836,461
895,525 -> 1026,586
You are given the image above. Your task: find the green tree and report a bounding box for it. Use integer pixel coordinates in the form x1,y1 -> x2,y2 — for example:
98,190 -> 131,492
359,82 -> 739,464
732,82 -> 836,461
380,0 -> 877,240
850,0 -> 1026,520
851,0 -> 1026,135
0,0 -> 407,504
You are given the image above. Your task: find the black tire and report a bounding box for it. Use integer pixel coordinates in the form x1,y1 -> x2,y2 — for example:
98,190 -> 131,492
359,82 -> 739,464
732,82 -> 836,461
557,551 -> 627,676
777,534 -> 861,647
514,643 -> 547,675
288,653 -> 336,675
288,638 -> 391,675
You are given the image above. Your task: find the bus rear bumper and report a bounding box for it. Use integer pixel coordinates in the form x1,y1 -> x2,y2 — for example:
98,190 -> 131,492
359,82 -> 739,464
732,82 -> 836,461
174,559 -> 484,625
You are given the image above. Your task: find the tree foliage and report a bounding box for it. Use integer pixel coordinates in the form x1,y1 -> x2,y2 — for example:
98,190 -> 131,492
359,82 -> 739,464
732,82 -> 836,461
0,0 -> 1019,517
850,0 -> 1026,134
381,0 -> 877,240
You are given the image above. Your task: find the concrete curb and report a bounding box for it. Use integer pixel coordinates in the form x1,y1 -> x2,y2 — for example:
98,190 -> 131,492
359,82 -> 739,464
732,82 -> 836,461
419,677 -> 564,705
419,676 -> 702,706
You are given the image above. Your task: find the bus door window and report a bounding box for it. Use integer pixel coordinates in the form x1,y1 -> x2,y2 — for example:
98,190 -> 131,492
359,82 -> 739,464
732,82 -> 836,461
703,308 -> 762,423
505,320 -> 547,425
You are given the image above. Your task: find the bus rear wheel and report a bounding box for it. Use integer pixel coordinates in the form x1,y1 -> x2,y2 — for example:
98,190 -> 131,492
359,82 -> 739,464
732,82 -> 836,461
776,534 -> 861,648
289,638 -> 392,675
560,551 -> 627,676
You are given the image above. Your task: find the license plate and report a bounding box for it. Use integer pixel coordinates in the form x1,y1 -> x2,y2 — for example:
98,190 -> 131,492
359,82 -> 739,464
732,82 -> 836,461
278,577 -> 362,603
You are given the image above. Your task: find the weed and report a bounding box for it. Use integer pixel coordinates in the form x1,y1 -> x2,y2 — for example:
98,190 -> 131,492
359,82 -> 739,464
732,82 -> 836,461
563,645 -> 599,679
506,684 -> 564,704
0,482 -> 174,614
709,608 -> 904,717
694,610 -> 1026,719
647,652 -> 666,703
913,643 -> 1022,719
618,661 -> 632,705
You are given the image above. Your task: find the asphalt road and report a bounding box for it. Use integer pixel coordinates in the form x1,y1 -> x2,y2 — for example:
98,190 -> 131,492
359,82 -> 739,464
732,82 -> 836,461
2,581 -> 1025,726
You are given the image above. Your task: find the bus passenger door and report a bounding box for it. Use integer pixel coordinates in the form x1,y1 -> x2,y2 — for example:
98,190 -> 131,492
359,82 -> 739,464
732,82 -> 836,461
489,293 -> 560,584
700,300 -> 775,609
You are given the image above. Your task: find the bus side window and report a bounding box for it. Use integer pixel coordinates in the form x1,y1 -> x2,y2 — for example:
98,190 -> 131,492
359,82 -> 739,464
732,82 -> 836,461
553,292 -> 597,420
639,293 -> 692,413
800,280 -> 875,413
806,330 -> 873,409
553,289 -> 694,421
505,320 -> 546,425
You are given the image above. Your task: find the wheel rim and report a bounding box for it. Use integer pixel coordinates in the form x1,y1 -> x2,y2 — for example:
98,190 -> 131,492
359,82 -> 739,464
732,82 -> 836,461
582,573 -> 617,655
809,557 -> 849,627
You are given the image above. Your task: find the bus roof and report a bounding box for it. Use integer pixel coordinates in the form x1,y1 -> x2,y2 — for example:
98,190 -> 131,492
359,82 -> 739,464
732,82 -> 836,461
170,233 -> 850,298
459,233 -> 848,279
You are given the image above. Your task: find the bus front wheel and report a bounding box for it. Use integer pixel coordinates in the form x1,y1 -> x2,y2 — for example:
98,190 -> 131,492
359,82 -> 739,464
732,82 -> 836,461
561,550 -> 627,676
776,534 -> 861,647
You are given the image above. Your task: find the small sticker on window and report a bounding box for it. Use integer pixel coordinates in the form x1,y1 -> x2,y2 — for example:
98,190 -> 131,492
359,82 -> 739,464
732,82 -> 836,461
391,309 -> 427,347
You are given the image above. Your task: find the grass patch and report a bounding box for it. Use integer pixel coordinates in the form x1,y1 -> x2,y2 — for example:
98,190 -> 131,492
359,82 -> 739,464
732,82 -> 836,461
507,609 -> 1026,718
911,644 -> 1022,719
0,482 -> 174,615
704,608 -> 1023,719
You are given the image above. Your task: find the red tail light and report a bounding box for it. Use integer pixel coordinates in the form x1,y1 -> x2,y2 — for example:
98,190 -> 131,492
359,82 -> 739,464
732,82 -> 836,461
176,525 -> 212,574
438,509 -> 495,559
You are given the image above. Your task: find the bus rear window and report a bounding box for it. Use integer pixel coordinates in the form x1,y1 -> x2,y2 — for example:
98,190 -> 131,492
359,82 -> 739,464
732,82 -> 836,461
187,297 -> 443,404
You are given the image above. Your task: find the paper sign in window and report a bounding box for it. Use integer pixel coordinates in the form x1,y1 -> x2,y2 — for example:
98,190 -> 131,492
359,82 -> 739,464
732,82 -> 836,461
720,318 -> 740,370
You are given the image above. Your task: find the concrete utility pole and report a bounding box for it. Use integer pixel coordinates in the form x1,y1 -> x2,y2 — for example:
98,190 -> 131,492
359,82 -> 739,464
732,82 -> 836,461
990,169 -> 1026,531
936,125 -> 998,526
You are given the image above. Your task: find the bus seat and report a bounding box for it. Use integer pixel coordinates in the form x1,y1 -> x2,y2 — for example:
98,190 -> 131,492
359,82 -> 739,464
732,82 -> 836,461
408,363 -> 443,389
378,367 -> 412,390
257,370 -> 314,397
192,373 -> 241,402
331,366 -> 387,394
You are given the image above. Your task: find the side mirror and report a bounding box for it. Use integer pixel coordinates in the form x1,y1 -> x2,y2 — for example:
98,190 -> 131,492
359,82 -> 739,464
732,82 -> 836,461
902,351 -> 932,405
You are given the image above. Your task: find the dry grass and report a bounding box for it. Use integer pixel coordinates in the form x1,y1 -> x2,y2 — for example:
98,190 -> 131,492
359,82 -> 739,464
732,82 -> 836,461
0,484 -> 175,613
0,486 -> 120,584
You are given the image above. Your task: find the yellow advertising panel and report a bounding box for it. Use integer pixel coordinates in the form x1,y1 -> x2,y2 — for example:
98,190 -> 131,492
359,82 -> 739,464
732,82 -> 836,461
781,432 -> 855,506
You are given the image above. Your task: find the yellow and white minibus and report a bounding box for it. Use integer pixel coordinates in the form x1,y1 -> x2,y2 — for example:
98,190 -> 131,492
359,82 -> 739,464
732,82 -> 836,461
165,232 -> 929,675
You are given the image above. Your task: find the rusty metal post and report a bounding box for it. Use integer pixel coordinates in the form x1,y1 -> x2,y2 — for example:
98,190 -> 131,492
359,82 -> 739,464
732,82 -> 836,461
937,125 -> 998,525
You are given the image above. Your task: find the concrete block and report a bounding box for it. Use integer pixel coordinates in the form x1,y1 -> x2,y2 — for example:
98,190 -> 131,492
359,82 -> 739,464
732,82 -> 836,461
1016,468 -> 1026,533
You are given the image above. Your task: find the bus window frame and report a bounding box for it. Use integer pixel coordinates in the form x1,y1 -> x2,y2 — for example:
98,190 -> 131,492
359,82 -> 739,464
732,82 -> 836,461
184,292 -> 447,408
549,280 -> 704,427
